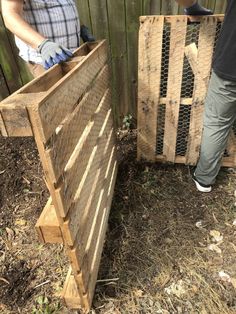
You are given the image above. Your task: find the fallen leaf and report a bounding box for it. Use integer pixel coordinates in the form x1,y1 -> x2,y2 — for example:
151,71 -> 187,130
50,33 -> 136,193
210,230 -> 223,243
219,271 -> 231,283
233,219 -> 236,226
133,289 -> 144,297
208,244 -> 222,254
15,219 -> 27,226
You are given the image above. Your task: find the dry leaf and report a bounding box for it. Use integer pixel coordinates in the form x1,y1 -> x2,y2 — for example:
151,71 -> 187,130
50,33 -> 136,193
15,219 -> 27,226
134,289 -> 144,297
233,219 -> 236,226
208,244 -> 222,254
219,271 -> 231,283
210,230 -> 223,243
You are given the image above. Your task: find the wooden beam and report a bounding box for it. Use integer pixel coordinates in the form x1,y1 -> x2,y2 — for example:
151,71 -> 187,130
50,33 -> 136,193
163,16 -> 187,162
35,198 -> 63,244
61,268 -> 81,310
137,16 -> 164,161
185,43 -> 198,75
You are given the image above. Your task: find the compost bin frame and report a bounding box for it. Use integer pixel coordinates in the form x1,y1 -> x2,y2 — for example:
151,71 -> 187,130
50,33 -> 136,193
0,40 -> 117,313
137,14 -> 236,167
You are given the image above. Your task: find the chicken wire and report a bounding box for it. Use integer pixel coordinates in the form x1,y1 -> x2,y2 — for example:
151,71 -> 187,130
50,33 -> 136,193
156,19 -> 235,158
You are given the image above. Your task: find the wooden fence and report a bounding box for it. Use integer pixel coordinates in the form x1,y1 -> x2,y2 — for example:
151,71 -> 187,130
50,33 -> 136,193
0,41 -> 118,312
0,0 -> 227,120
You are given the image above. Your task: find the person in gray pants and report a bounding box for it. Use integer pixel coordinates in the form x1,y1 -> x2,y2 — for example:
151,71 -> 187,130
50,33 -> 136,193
177,0 -> 236,192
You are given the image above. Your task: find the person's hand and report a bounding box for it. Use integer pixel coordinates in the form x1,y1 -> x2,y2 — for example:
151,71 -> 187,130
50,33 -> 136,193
184,2 -> 213,15
80,25 -> 95,42
38,39 -> 73,69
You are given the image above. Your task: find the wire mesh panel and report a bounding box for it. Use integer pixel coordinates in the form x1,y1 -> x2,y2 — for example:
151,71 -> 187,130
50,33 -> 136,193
138,15 -> 236,167
0,40 -> 118,312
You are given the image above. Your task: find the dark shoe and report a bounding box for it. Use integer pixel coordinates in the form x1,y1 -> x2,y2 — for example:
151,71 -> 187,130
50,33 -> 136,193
184,2 -> 213,16
80,25 -> 96,42
192,173 -> 212,193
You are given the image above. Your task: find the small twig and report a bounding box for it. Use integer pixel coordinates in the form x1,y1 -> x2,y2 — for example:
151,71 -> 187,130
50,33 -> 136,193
34,280 -> 50,289
0,170 -> 6,175
96,278 -> 119,283
0,277 -> 10,285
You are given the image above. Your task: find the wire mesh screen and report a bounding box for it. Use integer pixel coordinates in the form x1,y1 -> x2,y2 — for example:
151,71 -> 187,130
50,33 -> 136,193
138,15 -> 236,167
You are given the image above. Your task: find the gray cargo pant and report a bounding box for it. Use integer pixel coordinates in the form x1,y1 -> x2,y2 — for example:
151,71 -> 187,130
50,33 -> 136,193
195,70 -> 236,186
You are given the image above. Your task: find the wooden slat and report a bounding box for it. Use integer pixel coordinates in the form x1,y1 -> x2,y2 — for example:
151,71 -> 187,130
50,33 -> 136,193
107,0 -> 131,121
164,14 -> 224,23
35,198 -> 63,244
186,16 -> 217,164
55,90 -> 112,218
61,268 -> 81,310
45,65 -> 109,183
36,40 -> 107,143
137,16 -> 164,161
0,93 -> 46,137
1,107 -> 32,137
163,16 -> 187,162
185,43 -> 198,75
125,0 -> 142,117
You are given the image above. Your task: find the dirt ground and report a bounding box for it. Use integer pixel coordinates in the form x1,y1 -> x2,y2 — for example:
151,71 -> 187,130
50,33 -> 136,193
0,132 -> 236,314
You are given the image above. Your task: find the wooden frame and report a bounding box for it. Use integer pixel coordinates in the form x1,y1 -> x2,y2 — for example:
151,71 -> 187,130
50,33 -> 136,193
0,40 -> 117,312
137,15 -> 236,167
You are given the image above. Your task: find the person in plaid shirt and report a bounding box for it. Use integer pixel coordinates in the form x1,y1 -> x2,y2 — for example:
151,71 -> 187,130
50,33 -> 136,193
1,0 -> 95,77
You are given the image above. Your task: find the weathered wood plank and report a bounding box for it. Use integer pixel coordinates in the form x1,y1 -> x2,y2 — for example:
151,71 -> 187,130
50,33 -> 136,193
163,16 -> 187,162
186,16 -> 217,164
61,268 -> 82,310
126,0 -> 142,117
185,43 -> 198,75
89,0 -> 109,40
137,16 -> 164,161
35,198 -> 63,244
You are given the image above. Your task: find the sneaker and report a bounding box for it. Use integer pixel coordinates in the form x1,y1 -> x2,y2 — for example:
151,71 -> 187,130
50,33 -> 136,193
192,173 -> 212,193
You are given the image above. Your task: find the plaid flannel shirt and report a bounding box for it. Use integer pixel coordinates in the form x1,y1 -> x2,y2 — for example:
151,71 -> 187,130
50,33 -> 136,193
15,0 -> 80,64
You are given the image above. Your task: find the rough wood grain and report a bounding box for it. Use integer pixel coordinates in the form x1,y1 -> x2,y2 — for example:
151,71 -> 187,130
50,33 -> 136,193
137,16 -> 164,161
163,16 -> 187,162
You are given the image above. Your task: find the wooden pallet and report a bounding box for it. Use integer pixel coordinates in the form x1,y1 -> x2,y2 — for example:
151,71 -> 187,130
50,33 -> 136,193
0,40 -> 117,313
137,15 -> 236,167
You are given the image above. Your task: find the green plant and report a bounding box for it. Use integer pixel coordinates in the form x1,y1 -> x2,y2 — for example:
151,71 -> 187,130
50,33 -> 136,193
122,114 -> 133,130
32,296 -> 61,314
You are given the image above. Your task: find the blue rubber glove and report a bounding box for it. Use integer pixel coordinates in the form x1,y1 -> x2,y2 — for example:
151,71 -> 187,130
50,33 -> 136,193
38,39 -> 73,70
184,2 -> 213,15
80,25 -> 95,42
